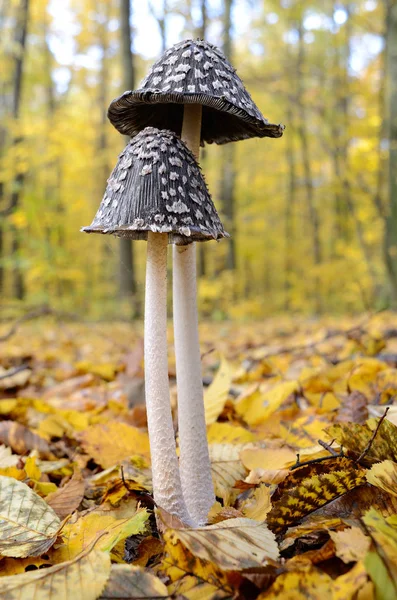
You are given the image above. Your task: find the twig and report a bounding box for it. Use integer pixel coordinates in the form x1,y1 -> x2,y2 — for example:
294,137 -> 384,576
356,407 -> 390,464
318,439 -> 339,457
0,305 -> 78,342
0,364 -> 30,381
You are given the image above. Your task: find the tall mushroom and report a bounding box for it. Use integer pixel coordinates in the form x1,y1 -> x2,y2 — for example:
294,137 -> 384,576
107,39 -> 284,525
82,127 -> 227,525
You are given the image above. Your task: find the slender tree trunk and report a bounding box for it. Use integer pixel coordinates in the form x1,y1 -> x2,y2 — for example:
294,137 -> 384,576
384,0 -> 397,304
10,0 -> 29,300
119,0 -> 139,314
220,0 -> 236,271
284,103 -> 296,311
296,19 -> 321,313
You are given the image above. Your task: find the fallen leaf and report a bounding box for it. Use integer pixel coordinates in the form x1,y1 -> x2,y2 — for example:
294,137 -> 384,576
78,422 -> 150,468
268,468 -> 366,533
46,469 -> 85,518
0,476 -> 61,557
99,564 -> 167,598
329,527 -> 370,563
167,574 -> 232,599
0,422 -> 52,458
236,380 -> 298,426
0,544 -> 110,600
335,390 -> 368,424
204,357 -> 233,425
366,459 -> 397,497
207,422 -> 255,444
258,566 -> 332,599
51,501 -> 149,562
209,444 -> 247,505
241,484 -> 272,521
164,517 -> 279,571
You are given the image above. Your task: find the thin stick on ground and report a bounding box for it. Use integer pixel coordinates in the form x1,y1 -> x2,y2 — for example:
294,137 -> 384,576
356,406 -> 390,464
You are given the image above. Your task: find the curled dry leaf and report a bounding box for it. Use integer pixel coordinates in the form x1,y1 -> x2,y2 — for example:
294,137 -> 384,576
164,517 -> 279,571
99,564 -> 168,599
0,476 -> 61,557
0,544 -> 111,600
240,485 -> 272,521
0,422 -> 52,458
366,459 -> 397,498
45,469 -> 85,518
78,422 -> 150,469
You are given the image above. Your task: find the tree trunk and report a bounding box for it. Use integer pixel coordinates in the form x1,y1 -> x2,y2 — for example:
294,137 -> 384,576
384,0 -> 397,305
119,0 -> 138,314
296,18 -> 321,313
10,0 -> 29,300
220,0 -> 236,271
284,103 -> 296,311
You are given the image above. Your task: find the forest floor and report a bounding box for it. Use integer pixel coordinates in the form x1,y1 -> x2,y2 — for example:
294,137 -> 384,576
0,312 -> 397,598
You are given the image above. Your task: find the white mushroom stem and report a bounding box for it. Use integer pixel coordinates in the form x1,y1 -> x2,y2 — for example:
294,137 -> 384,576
145,231 -> 193,525
173,104 -> 215,525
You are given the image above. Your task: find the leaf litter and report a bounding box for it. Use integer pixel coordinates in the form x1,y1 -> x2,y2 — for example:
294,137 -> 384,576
1,313 -> 397,597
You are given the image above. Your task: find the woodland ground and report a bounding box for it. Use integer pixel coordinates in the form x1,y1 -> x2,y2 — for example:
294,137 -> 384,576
0,312 -> 397,598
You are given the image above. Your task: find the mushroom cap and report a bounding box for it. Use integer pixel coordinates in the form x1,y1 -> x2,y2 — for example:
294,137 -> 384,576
107,39 -> 284,145
82,127 -> 228,244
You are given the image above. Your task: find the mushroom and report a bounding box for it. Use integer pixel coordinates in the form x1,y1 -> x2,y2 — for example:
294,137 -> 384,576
82,127 -> 227,525
107,39 -> 284,525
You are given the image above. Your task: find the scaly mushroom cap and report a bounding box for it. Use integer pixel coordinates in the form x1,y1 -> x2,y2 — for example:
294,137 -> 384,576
82,127 -> 228,244
108,39 -> 284,145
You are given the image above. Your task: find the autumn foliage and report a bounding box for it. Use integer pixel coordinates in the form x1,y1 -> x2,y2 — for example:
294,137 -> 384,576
0,313 -> 397,598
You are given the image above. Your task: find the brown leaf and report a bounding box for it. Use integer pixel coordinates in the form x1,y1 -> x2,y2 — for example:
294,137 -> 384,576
0,422 -> 52,458
46,470 -> 85,518
268,467 -> 366,534
335,390 -> 368,424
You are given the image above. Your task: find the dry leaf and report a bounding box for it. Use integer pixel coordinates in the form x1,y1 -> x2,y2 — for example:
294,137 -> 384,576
329,527 -> 370,563
0,422 -> 52,458
0,476 -> 61,557
45,469 -> 85,518
164,517 -> 279,571
99,564 -> 167,598
366,459 -> 397,497
209,444 -> 247,505
0,544 -> 110,600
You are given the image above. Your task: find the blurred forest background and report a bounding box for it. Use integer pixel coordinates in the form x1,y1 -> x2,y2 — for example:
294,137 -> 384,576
1,0 -> 397,320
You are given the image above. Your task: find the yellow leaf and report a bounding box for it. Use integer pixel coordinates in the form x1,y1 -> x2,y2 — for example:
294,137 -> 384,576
79,422 -> 150,469
164,517 -> 279,571
241,485 -> 272,521
0,476 -> 61,557
34,481 -> 58,496
75,360 -> 118,381
167,574 -> 231,599
207,422 -> 255,445
51,501 -> 149,562
0,545 -> 110,600
241,446 -> 296,471
204,357 -> 233,424
258,567 -> 332,599
24,456 -> 41,481
366,459 -> 397,497
236,381 -> 298,426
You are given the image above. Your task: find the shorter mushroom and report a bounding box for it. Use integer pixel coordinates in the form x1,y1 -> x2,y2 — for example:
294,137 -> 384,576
82,127 -> 227,524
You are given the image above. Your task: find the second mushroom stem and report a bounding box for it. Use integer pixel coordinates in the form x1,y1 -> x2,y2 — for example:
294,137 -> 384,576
145,231 -> 193,525
173,104 -> 215,525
